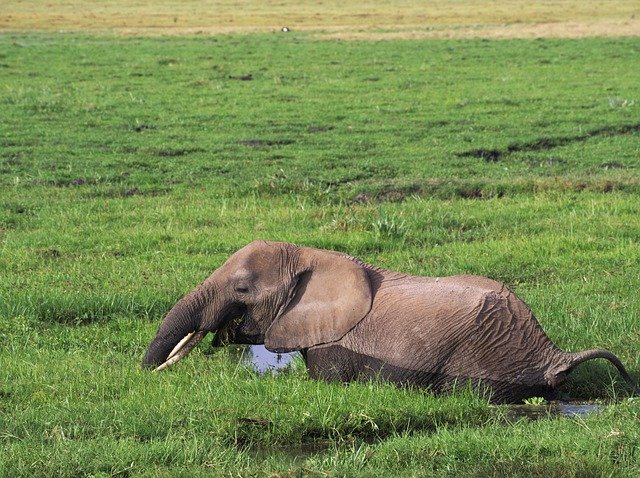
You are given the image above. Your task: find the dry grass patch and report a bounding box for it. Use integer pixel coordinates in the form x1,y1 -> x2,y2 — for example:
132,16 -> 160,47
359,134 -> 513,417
314,19 -> 640,41
1,0 -> 639,38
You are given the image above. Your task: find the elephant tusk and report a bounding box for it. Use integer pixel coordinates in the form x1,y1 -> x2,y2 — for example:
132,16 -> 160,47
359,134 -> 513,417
154,330 -> 207,372
167,332 -> 196,361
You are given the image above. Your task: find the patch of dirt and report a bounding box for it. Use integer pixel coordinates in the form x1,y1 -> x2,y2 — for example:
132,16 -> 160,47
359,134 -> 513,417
459,149 -> 503,162
130,123 -> 156,133
458,123 -> 640,162
238,139 -> 295,148
228,74 -> 254,81
307,125 -> 335,133
151,147 -> 206,157
82,187 -> 171,199
600,161 -> 626,170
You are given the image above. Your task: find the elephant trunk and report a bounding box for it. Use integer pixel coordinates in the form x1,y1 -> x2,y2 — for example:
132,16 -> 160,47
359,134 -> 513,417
141,278 -> 228,370
141,295 -> 204,368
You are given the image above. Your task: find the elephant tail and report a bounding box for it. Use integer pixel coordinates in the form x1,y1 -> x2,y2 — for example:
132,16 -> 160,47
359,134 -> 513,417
561,348 -> 640,395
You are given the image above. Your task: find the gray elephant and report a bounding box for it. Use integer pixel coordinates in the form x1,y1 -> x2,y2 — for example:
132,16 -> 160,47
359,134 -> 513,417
142,240 -> 638,403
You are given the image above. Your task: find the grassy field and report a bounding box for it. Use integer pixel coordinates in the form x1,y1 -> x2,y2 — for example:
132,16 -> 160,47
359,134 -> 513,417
2,2 -> 640,476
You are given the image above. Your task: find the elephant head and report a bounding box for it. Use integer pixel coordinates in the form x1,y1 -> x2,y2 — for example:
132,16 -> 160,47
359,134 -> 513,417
142,240 -> 372,370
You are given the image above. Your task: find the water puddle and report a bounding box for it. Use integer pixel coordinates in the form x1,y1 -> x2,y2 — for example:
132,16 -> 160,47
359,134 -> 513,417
504,402 -> 602,421
227,345 -> 298,373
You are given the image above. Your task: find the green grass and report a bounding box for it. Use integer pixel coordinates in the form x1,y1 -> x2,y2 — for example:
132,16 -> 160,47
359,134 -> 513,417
2,34 -> 639,199
1,32 -> 640,476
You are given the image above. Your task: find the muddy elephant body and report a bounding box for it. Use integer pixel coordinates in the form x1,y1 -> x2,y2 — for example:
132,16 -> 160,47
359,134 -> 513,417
142,240 -> 638,404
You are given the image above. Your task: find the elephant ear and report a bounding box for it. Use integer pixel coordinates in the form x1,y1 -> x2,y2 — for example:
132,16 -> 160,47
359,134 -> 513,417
265,247 -> 372,353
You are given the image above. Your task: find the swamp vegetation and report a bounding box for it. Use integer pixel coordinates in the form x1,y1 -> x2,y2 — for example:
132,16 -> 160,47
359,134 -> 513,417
1,12 -> 639,477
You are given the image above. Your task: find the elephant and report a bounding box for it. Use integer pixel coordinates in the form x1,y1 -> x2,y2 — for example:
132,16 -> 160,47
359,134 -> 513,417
142,240 -> 639,404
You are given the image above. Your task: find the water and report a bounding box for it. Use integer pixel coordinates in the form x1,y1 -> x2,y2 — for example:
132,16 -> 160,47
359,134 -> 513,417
229,345 -> 297,373
505,402 -> 602,420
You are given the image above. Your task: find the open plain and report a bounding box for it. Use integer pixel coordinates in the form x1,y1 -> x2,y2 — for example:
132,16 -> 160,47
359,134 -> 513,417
1,1 -> 640,476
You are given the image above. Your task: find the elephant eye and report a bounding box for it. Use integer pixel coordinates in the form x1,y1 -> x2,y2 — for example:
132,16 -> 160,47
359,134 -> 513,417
235,283 -> 250,294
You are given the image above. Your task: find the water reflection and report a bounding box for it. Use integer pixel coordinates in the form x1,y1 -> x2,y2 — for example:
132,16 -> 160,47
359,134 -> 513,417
229,345 -> 298,373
